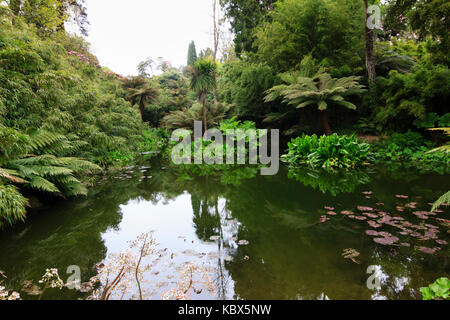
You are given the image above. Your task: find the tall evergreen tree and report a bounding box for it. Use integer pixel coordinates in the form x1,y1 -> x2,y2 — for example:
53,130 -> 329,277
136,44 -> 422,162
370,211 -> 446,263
187,41 -> 198,66
220,0 -> 276,56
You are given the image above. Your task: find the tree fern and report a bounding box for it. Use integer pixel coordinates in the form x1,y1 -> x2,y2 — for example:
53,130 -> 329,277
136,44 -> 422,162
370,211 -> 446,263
265,71 -> 366,135
163,102 -> 232,131
0,124 -> 101,227
6,155 -> 100,194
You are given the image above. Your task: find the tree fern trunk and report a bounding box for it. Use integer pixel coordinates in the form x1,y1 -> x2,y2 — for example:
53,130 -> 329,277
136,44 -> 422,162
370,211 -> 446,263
364,0 -> 376,85
320,110 -> 332,136
139,98 -> 145,121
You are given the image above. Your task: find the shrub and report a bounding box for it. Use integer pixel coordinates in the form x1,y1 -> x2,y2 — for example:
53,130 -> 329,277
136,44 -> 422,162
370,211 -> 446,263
282,134 -> 371,171
371,131 -> 449,166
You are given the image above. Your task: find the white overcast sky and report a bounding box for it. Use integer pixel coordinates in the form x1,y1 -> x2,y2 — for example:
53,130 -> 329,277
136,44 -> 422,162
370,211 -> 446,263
76,0 -> 222,76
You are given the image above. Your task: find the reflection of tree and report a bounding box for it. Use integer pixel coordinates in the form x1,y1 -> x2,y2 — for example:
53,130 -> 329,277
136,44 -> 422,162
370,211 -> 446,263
192,194 -> 221,241
0,195 -> 123,299
361,240 -> 450,300
287,167 -> 371,196
1,158 -> 447,300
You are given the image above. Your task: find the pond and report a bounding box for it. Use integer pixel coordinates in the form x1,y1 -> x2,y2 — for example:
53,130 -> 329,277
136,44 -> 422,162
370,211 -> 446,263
0,160 -> 449,300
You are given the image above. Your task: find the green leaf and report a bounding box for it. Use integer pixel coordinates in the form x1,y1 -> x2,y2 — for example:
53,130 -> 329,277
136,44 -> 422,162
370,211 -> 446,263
318,101 -> 327,111
420,287 -> 435,300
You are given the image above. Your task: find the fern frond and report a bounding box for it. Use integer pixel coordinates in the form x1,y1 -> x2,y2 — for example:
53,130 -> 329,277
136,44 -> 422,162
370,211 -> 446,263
432,191 -> 450,213
0,168 -> 24,183
55,157 -> 102,172
28,176 -> 60,193
0,184 -> 28,228
27,130 -> 67,153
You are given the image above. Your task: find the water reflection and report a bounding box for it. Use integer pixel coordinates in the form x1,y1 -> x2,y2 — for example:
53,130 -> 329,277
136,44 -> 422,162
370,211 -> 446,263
0,160 -> 448,300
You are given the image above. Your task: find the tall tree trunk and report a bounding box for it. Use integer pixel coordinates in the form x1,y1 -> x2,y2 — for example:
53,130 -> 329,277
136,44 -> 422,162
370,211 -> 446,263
139,97 -> 146,121
364,0 -> 376,85
202,101 -> 208,132
320,110 -> 332,136
200,93 -> 208,132
212,0 -> 219,103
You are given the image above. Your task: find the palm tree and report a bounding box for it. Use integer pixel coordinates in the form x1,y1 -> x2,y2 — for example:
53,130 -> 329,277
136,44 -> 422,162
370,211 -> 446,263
189,59 -> 217,132
126,85 -> 160,121
265,72 -> 366,135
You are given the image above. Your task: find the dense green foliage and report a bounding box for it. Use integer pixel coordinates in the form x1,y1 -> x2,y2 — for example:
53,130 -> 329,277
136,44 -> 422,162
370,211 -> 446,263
0,10 -> 147,166
218,60 -> 278,122
253,0 -> 364,74
375,61 -> 450,131
219,0 -> 275,56
371,131 -> 449,166
384,0 -> 449,65
265,70 -> 366,135
0,125 -> 101,227
0,7 -> 158,227
217,0 -> 449,135
282,134 -> 371,171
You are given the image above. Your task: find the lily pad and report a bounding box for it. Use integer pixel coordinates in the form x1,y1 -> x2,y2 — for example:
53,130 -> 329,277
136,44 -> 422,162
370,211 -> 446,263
418,247 -> 437,254
368,221 -> 382,228
373,235 -> 399,245
357,206 -> 374,212
363,213 -> 379,219
401,243 -> 411,247
405,202 -> 418,209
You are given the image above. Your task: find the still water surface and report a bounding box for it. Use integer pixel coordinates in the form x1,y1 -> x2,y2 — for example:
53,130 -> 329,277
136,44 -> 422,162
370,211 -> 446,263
0,161 -> 449,300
